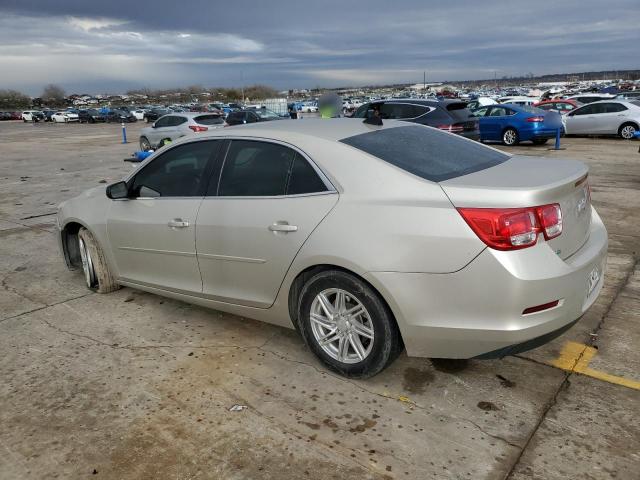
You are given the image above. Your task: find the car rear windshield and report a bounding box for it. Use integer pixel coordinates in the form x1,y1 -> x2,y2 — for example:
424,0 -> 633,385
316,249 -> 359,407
340,125 -> 509,182
194,114 -> 224,125
518,105 -> 545,114
445,102 -> 468,111
444,102 -> 475,122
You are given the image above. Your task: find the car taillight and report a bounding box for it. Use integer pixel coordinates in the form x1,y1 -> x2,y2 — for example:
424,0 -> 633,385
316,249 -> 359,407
538,203 -> 562,239
437,124 -> 464,133
457,204 -> 562,250
189,125 -> 208,132
526,116 -> 545,122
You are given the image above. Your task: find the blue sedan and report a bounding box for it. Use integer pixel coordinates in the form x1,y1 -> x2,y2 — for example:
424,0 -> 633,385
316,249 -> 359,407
473,104 -> 560,146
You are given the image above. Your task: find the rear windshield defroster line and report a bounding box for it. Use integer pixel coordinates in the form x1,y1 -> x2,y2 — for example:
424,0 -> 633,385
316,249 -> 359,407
340,125 -> 508,182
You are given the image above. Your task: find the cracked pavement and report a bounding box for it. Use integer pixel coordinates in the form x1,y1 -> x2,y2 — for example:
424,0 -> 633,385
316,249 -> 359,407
1,122 -> 639,479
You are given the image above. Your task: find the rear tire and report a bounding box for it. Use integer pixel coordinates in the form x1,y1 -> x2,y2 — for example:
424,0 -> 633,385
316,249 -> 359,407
77,228 -> 120,294
502,128 -> 519,146
296,270 -> 401,378
619,122 -> 638,140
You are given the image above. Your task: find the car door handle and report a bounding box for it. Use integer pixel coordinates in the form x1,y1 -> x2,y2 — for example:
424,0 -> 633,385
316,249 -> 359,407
168,219 -> 189,228
268,222 -> 298,233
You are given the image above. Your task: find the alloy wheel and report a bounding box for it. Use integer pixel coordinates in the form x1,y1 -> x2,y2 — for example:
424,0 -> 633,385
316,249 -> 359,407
78,237 -> 96,288
309,288 -> 374,364
621,125 -> 636,139
503,129 -> 517,145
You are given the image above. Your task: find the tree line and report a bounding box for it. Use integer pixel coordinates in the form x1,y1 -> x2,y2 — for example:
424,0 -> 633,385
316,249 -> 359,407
0,83 -> 279,109
125,84 -> 279,102
0,84 -> 66,109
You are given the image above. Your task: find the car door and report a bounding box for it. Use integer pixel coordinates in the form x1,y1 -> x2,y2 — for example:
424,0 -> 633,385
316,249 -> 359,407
481,106 -> 508,140
195,139 -> 338,308
165,115 -> 188,140
107,140 -> 221,293
598,103 -> 628,134
564,104 -> 595,134
148,116 -> 173,145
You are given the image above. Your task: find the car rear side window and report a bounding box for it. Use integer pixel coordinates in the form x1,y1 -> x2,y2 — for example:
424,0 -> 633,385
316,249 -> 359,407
602,103 -> 627,113
340,125 -> 508,182
194,114 -> 224,125
287,154 -> 328,195
216,141 -> 328,196
217,140 -> 295,196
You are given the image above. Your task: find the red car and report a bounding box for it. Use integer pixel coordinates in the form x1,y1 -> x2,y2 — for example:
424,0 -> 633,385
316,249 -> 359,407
534,99 -> 581,115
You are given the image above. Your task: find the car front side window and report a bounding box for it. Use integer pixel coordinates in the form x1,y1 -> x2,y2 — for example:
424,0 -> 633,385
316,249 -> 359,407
154,117 -> 171,128
130,141 -> 218,198
572,105 -> 593,116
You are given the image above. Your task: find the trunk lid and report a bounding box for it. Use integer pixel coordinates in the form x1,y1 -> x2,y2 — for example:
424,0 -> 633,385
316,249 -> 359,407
440,155 -> 591,259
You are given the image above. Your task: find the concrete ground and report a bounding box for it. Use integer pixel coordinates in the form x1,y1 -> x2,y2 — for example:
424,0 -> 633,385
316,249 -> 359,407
0,120 -> 638,480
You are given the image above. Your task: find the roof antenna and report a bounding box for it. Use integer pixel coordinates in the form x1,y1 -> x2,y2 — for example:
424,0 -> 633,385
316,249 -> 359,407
362,108 -> 383,126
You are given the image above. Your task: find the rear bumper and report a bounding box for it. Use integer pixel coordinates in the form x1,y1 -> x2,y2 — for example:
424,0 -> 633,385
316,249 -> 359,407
364,207 -> 608,358
522,126 -> 558,141
459,130 -> 480,141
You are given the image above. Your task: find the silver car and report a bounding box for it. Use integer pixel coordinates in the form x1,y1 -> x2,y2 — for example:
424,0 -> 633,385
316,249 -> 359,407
57,119 -> 607,377
563,100 -> 640,139
139,112 -> 225,150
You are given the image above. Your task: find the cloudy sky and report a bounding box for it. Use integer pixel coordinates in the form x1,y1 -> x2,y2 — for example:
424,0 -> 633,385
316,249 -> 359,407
1,0 -> 638,94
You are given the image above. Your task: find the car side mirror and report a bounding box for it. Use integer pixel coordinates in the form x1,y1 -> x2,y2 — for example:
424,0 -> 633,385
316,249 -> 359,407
151,122 -> 157,128
106,181 -> 129,199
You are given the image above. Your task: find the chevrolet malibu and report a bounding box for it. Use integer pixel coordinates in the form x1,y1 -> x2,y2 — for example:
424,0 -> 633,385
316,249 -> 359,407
56,119 -> 607,378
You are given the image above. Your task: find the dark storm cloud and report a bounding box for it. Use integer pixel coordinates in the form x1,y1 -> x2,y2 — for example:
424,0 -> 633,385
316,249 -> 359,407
0,0 -> 638,94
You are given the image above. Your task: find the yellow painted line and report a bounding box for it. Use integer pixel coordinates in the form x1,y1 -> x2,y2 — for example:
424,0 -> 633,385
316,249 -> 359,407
549,341 -> 640,390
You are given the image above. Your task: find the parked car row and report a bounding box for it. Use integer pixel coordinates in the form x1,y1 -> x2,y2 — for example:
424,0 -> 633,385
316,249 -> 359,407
353,99 -> 480,140
466,98 -> 640,143
0,111 -> 23,121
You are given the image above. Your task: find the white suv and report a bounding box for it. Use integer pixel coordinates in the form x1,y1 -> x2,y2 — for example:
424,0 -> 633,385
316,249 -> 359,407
138,112 -> 225,150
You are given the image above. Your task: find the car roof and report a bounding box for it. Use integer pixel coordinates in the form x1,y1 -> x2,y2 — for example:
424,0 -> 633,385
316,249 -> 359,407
371,98 -> 464,106
490,103 -> 538,112
581,99 -> 636,106
192,118 -> 411,143
164,111 -> 220,117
